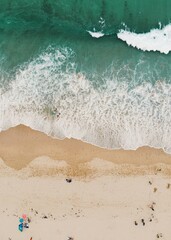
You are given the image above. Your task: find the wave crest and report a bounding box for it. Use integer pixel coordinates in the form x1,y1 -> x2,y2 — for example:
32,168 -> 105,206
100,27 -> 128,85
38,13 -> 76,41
117,24 -> 171,54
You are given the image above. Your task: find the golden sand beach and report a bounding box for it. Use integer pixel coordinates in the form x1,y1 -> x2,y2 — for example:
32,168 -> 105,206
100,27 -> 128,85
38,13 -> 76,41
0,125 -> 171,240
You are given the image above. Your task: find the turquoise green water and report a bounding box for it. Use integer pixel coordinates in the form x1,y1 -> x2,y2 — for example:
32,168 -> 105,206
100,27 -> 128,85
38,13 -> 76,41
1,1 -> 171,152
1,0 -> 171,72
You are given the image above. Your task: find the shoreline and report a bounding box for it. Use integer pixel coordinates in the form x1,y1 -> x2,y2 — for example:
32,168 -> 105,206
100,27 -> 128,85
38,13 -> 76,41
0,125 -> 171,172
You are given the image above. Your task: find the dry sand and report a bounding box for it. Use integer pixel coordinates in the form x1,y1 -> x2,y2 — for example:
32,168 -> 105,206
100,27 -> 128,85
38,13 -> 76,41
0,125 -> 171,240
0,173 -> 171,240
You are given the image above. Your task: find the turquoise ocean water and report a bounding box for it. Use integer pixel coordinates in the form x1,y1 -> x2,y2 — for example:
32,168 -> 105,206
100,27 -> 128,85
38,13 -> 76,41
1,0 -> 171,152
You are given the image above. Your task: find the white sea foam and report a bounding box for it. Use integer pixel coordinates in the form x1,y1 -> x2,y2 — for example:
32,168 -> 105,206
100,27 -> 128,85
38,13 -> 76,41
1,47 -> 171,154
87,17 -> 105,38
117,24 -> 171,54
87,30 -> 104,38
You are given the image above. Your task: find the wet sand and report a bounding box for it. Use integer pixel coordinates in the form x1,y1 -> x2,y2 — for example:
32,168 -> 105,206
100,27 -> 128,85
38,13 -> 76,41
0,125 -> 171,171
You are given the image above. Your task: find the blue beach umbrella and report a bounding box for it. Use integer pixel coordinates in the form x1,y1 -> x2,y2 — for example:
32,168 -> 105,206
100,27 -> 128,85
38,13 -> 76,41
18,223 -> 23,232
19,218 -> 24,223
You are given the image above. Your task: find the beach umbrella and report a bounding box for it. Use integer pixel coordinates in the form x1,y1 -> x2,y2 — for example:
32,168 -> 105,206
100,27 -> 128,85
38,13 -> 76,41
18,223 -> 23,232
19,218 -> 24,223
22,214 -> 27,220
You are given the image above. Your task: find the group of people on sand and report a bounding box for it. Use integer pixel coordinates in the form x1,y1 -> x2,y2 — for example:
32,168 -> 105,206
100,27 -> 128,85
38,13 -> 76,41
17,214 -> 33,240
18,214 -> 31,232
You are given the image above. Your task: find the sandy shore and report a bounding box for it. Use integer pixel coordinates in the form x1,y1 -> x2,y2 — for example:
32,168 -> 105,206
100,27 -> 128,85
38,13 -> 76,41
0,125 -> 171,172
0,125 -> 171,239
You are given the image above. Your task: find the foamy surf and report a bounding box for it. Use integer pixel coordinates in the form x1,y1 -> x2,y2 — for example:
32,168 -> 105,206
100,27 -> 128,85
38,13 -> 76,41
117,24 -> 171,54
1,47 -> 171,154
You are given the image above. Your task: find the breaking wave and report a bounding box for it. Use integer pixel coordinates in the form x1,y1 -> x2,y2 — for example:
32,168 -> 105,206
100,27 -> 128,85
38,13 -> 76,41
117,24 -> 171,54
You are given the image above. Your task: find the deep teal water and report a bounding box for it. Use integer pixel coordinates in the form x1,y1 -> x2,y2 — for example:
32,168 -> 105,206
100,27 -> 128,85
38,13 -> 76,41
0,0 -> 171,76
